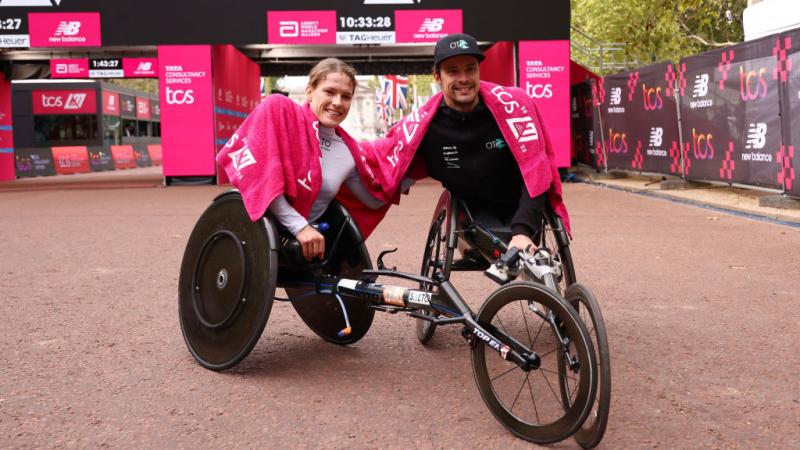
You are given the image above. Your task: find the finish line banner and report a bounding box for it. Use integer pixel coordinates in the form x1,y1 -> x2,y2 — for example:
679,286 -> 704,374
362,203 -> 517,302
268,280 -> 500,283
600,62 -> 681,175
677,35 -> 783,189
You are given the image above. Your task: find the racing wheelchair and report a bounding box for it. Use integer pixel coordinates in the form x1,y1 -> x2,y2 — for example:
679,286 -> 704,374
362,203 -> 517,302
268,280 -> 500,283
178,189 -> 601,445
414,190 -> 611,449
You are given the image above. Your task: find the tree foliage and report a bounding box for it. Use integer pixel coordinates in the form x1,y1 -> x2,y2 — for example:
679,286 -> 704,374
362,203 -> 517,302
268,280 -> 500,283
572,0 -> 745,71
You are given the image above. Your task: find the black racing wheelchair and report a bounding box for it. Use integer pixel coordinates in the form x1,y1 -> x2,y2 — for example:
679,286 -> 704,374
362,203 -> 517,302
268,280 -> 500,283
179,189 -> 607,446
414,190 -> 611,449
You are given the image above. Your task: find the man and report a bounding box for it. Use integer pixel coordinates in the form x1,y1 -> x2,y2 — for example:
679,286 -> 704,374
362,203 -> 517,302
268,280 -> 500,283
418,33 -> 547,255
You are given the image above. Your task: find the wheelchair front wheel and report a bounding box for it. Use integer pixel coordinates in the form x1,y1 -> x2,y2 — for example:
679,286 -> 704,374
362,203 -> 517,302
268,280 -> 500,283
471,282 -> 597,444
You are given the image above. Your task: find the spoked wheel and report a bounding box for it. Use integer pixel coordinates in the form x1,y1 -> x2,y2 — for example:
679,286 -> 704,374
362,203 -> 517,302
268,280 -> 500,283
471,282 -> 597,444
563,283 -> 611,449
178,191 -> 278,371
416,206 -> 453,344
535,210 -> 576,295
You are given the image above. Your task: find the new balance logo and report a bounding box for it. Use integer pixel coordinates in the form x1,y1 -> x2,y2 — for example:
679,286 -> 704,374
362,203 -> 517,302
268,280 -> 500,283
136,62 -> 152,71
610,87 -> 622,105
506,116 -> 539,143
693,74 -> 709,98
418,18 -> 444,33
649,127 -> 663,147
745,123 -> 767,149
63,93 -> 86,110
54,21 -> 81,36
229,147 -> 257,175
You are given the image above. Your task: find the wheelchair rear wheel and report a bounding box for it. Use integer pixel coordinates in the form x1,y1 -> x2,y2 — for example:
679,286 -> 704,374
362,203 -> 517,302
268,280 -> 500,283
178,191 -> 278,371
562,283 -> 611,449
536,210 -> 576,295
471,282 -> 597,444
416,192 -> 454,344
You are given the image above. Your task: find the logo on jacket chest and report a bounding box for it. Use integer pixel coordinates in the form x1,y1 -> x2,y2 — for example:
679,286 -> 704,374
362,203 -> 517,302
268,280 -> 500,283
442,145 -> 460,169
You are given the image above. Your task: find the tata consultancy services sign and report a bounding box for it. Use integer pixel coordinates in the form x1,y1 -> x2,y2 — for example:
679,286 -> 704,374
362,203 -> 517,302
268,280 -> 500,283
32,89 -> 97,115
157,45 -> 215,177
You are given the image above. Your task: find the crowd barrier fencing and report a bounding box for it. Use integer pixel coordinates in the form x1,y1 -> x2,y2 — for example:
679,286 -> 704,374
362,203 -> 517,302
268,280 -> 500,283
577,28 -> 800,199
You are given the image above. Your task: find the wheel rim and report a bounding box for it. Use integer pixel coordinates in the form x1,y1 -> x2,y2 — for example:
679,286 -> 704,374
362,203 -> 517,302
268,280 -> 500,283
472,283 -> 596,444
191,230 -> 247,329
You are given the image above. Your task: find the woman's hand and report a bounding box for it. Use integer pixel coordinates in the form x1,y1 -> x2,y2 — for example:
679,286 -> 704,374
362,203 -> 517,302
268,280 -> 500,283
296,225 -> 325,261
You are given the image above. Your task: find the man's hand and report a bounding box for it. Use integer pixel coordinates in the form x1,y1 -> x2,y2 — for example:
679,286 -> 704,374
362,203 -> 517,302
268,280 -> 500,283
296,225 -> 325,261
508,234 -> 535,254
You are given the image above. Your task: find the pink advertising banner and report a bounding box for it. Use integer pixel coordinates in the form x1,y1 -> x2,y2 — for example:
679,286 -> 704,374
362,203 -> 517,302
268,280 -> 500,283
50,58 -> 89,79
135,96 -> 151,119
158,45 -> 215,177
0,73 -> 13,181
394,9 -> 462,43
123,58 -> 158,78
267,10 -> 336,45
29,12 -> 102,48
32,89 -> 97,115
102,91 -> 119,116
518,40 -> 571,167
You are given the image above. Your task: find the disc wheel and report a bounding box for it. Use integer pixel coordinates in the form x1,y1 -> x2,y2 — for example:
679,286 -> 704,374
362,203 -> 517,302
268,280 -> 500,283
284,203 -> 375,346
563,283 -> 611,449
178,192 -> 277,371
416,207 -> 453,344
471,282 -> 597,444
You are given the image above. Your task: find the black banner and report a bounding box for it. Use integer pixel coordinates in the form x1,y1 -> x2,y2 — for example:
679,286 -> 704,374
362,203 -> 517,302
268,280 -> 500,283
0,0 -> 569,46
88,145 -> 114,171
571,81 -> 596,167
119,94 -> 136,119
601,62 -> 681,175
14,146 -> 55,178
678,35 -> 783,188
132,142 -> 151,167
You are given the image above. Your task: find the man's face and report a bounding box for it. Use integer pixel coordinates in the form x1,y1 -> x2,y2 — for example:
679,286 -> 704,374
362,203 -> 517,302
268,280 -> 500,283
434,54 -> 481,112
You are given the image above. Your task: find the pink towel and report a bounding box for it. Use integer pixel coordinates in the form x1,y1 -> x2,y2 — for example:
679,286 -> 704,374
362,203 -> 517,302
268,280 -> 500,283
362,80 -> 570,233
216,94 -> 389,237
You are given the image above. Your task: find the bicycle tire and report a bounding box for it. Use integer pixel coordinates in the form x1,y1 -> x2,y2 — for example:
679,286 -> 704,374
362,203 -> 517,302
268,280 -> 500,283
471,282 -> 597,444
563,283 -> 611,449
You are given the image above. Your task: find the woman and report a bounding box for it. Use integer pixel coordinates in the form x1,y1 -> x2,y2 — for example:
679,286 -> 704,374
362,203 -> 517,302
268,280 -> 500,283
217,58 -> 392,261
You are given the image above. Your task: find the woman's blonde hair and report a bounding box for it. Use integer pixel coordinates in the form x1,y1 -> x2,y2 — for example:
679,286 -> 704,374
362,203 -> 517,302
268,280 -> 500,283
307,58 -> 358,93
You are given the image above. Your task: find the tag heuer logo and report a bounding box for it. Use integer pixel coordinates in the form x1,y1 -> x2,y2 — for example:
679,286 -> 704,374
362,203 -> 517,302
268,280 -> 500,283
1,0 -> 62,6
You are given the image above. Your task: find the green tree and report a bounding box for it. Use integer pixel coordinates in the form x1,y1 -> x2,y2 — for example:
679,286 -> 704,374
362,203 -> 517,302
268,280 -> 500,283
572,0 -> 745,72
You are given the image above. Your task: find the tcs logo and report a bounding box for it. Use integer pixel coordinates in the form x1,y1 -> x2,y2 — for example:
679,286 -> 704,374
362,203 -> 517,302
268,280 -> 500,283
525,82 -> 553,99
166,87 -> 195,105
739,67 -> 768,101
607,128 -> 628,154
642,83 -> 663,111
691,128 -> 714,160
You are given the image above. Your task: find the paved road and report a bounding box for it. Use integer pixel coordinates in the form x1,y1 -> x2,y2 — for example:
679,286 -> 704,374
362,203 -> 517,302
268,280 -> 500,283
1,179 -> 798,448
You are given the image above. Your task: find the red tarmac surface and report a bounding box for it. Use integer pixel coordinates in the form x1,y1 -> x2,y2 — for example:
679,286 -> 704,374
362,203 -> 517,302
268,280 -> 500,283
1,168 -> 799,448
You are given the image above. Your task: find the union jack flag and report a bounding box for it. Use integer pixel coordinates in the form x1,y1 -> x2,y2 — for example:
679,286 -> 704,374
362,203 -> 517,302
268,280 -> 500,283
383,75 -> 408,110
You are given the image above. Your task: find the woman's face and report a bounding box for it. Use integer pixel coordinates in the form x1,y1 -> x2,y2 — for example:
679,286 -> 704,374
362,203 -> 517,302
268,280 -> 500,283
306,72 -> 354,128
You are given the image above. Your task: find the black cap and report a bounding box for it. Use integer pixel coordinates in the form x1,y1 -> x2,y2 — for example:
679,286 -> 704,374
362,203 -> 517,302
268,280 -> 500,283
433,33 -> 484,68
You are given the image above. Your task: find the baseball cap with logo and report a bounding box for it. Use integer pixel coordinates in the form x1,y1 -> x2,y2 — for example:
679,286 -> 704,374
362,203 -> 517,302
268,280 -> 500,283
433,33 -> 484,68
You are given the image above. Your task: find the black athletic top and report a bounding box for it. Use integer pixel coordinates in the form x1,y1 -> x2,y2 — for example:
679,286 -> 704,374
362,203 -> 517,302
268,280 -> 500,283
418,101 -> 545,237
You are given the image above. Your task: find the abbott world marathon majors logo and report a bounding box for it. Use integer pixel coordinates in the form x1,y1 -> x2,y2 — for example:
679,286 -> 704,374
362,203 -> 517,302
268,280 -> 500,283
690,73 -> 713,109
